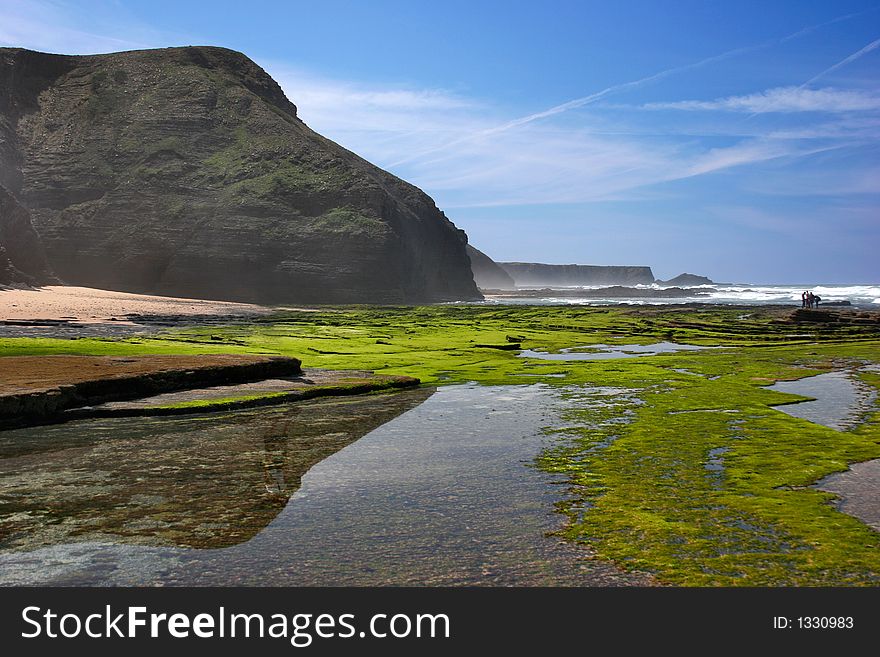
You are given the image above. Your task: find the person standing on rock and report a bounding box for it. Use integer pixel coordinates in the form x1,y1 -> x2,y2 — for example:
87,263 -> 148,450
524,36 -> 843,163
801,291 -> 807,308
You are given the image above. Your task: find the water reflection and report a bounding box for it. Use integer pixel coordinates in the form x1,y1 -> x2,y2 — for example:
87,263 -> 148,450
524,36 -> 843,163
0,384 -> 652,586
767,371 -> 876,431
0,388 -> 434,551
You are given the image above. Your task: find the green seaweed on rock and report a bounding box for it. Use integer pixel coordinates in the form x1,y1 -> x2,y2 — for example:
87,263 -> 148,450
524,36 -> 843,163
1,304 -> 878,584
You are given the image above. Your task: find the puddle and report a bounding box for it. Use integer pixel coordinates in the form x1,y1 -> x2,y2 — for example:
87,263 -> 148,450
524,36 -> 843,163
670,368 -> 704,377
0,384 -> 650,586
704,447 -> 729,490
767,371 -> 877,431
815,459 -> 880,532
519,342 -> 714,361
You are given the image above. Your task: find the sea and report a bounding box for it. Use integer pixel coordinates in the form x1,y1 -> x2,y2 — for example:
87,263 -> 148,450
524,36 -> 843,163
480,284 -> 880,308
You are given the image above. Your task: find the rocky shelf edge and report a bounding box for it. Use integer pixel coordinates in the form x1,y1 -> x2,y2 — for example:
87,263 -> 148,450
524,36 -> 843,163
66,373 -> 421,420
0,355 -> 302,428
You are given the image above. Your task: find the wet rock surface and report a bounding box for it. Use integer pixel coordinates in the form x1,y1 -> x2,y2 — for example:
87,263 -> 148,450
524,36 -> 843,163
0,313 -> 261,338
815,459 -> 880,532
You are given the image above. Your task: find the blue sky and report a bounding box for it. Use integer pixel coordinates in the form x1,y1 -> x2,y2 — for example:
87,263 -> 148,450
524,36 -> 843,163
1,0 -> 878,283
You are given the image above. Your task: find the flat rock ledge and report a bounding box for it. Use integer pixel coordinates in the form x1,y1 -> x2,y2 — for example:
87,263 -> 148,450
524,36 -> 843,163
70,369 -> 420,419
0,354 -> 303,428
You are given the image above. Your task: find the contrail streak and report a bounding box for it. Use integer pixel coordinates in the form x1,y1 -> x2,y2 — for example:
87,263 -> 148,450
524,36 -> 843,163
802,36 -> 880,87
388,7 -> 877,168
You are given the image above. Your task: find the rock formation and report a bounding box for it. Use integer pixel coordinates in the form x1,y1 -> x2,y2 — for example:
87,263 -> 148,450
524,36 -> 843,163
0,47 -> 480,304
0,184 -> 55,285
499,262 -> 655,287
657,273 -> 713,286
466,244 -> 515,289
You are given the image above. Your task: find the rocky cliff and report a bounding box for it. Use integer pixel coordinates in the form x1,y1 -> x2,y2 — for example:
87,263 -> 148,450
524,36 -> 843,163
0,47 -> 480,303
466,244 -> 515,290
499,262 -> 654,287
0,184 -> 55,285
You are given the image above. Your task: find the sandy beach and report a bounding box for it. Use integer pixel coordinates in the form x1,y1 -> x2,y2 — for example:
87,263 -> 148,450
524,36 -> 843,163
0,285 -> 272,325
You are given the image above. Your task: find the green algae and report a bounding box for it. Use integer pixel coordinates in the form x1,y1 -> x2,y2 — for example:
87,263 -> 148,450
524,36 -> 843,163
1,304 -> 878,584
151,391 -> 291,410
143,380 -> 416,412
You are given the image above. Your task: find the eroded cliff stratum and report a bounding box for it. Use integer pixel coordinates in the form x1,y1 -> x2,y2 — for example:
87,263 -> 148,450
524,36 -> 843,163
0,46 -> 480,303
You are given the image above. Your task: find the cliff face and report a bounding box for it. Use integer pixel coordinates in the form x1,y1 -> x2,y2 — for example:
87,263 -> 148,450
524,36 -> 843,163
499,262 -> 654,287
0,47 -> 480,303
466,245 -> 515,290
0,185 -> 55,285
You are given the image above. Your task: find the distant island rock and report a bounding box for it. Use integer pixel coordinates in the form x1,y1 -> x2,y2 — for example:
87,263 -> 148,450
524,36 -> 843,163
0,185 -> 56,286
466,245 -> 515,290
0,46 -> 480,304
656,273 -> 714,286
499,262 -> 655,287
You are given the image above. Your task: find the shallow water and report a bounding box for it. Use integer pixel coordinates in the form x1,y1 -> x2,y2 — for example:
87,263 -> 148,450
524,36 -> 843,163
0,389 -> 434,553
767,371 -> 876,431
0,384 -> 649,586
519,341 -> 712,361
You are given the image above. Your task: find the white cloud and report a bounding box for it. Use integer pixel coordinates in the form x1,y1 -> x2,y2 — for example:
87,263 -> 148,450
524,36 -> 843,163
683,140 -> 845,178
268,66 -> 478,129
644,86 -> 880,114
260,64 -> 870,209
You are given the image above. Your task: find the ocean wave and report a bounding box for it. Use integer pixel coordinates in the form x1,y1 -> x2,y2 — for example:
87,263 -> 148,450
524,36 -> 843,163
704,285 -> 880,304
480,283 -> 880,307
